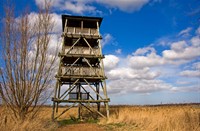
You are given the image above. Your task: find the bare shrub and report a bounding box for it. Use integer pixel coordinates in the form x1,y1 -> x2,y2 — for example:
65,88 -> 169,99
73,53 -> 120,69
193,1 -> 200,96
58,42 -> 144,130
0,1 -> 58,121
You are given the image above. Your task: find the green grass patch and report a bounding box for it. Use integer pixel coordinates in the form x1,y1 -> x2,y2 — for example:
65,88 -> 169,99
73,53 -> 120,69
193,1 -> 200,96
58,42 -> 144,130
57,116 -> 99,127
57,119 -> 78,126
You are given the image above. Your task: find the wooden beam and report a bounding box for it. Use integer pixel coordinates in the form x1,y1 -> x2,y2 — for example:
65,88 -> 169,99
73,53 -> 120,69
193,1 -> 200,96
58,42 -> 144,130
84,79 -> 104,100
54,102 -> 77,119
53,99 -> 110,103
83,38 -> 98,57
83,57 -> 101,78
59,79 -> 79,98
59,53 -> 104,59
81,103 -> 106,118
64,19 -> 68,33
66,37 -> 80,54
63,57 -> 80,76
62,84 -> 76,100
81,85 -> 95,100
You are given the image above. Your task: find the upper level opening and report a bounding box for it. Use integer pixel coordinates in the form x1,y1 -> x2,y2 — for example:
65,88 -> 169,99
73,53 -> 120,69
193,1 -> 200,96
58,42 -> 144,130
62,15 -> 103,31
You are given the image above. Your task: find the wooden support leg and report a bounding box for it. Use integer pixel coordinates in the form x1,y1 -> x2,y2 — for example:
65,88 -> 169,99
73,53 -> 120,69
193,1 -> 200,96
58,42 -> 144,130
105,102 -> 109,118
56,83 -> 61,113
52,101 -> 55,121
96,83 -> 100,112
52,80 -> 59,121
78,84 -> 82,120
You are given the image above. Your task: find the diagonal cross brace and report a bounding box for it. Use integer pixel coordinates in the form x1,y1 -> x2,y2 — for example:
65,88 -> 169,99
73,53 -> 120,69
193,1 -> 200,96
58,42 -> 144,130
84,79 -> 104,100
83,57 -> 101,77
66,38 -> 81,54
54,102 -> 77,120
83,38 -> 98,57
59,79 -> 79,99
64,57 -> 80,76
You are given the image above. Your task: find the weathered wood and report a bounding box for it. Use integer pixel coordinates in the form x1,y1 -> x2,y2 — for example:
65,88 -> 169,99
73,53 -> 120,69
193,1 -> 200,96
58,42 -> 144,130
52,15 -> 109,120
59,79 -> 79,98
54,102 -> 77,119
53,99 -> 110,103
59,53 -> 105,58
66,38 -> 81,54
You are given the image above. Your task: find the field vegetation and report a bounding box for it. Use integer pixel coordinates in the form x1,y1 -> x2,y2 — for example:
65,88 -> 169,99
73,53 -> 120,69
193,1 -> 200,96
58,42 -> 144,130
0,104 -> 199,131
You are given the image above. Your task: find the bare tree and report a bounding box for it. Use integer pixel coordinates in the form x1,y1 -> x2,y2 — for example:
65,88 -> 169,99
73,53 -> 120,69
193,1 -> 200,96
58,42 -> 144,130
0,1 -> 58,120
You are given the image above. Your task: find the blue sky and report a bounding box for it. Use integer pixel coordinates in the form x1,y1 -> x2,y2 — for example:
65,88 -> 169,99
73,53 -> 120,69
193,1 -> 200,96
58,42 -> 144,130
1,0 -> 200,105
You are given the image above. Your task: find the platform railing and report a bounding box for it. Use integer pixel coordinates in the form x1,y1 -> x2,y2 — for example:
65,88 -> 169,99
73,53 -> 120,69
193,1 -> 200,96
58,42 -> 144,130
60,66 -> 103,77
66,27 -> 99,35
64,46 -> 100,56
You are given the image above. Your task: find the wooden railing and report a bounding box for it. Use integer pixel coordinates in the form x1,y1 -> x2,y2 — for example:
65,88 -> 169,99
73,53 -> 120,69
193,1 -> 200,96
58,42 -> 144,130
64,46 -> 100,56
66,27 -> 99,35
60,67 -> 103,77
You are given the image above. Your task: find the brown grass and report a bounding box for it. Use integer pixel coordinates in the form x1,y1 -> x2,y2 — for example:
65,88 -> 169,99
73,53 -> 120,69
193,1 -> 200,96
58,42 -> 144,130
100,104 -> 200,131
0,104 -> 199,131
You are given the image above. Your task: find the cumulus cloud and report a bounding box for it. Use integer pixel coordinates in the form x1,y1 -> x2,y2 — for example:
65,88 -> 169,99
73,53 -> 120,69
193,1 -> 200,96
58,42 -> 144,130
33,0 -> 200,96
133,47 -> 156,56
129,49 -> 164,69
35,0 -> 101,15
107,67 -> 160,80
61,1 -> 97,14
26,12 -> 62,34
105,26 -> 200,95
162,42 -> 200,60
191,36 -> 200,47
51,13 -> 62,33
35,0 -> 154,14
103,55 -> 119,70
96,0 -> 150,13
107,78 -> 172,94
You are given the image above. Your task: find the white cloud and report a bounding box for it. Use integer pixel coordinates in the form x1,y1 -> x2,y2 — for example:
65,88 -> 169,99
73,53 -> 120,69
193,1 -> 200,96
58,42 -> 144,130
103,55 -> 119,70
162,40 -> 200,60
196,26 -> 200,35
101,33 -> 113,47
62,1 -> 97,14
25,12 -> 62,34
115,49 -> 122,54
178,27 -> 192,37
129,50 -> 164,69
51,13 -> 62,33
35,0 -> 153,14
192,62 -> 200,70
133,47 -> 156,56
180,70 -> 200,77
107,67 -> 160,80
190,36 -> 200,47
107,78 -> 172,94
35,0 -> 102,15
170,41 -> 188,52
105,26 -> 200,95
96,0 -> 150,13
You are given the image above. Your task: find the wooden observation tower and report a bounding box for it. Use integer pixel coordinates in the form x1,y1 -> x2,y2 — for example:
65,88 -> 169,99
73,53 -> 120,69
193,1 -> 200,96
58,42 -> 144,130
52,15 -> 110,120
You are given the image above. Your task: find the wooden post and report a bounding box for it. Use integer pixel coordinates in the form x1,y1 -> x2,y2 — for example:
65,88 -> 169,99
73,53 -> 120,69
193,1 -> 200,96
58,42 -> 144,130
52,15 -> 109,120
96,82 -> 100,112
78,83 -> 82,119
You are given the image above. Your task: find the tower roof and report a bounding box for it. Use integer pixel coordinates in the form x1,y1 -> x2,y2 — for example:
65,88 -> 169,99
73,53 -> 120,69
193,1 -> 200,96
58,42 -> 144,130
62,15 -> 103,32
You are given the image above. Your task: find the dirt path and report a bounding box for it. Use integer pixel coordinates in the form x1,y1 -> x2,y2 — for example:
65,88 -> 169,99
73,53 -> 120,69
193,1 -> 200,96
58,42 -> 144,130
57,123 -> 105,131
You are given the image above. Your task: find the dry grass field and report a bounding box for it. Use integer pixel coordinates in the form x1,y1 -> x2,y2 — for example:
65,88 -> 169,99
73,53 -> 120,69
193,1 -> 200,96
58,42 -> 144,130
0,104 -> 199,131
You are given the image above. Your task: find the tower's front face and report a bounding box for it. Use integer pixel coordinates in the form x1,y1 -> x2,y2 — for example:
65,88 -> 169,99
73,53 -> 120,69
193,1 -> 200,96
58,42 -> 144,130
52,15 -> 110,120
60,16 -> 105,80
